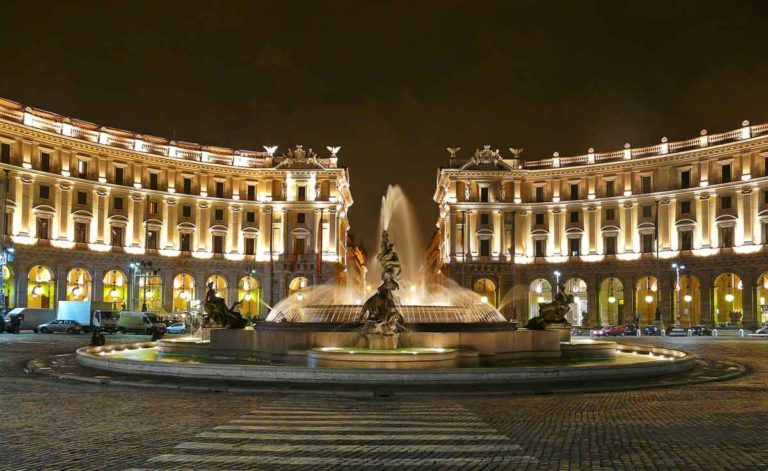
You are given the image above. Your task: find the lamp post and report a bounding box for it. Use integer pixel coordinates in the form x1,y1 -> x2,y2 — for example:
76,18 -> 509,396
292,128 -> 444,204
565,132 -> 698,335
672,262 -> 685,327
0,169 -> 11,309
553,270 -> 561,293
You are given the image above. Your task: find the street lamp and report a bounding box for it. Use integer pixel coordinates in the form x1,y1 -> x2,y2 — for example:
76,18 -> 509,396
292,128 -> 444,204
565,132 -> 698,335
553,270 -> 561,292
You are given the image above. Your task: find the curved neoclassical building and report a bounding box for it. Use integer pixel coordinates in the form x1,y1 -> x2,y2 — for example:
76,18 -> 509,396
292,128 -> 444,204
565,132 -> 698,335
0,97 -> 355,317
433,121 -> 768,329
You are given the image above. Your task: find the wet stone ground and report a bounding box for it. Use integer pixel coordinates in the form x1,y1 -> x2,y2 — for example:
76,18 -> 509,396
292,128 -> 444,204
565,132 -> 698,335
1,333 -> 767,470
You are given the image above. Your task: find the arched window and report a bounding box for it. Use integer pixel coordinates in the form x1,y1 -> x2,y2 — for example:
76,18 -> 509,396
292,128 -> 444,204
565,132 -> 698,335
473,278 -> 497,306
172,274 -> 196,312
675,274 -> 701,327
27,265 -> 54,308
134,270 -> 163,312
599,277 -> 624,326
635,276 -> 658,325
756,272 -> 768,325
289,276 -> 309,297
713,273 -> 743,326
528,278 -> 552,319
2,265 -> 15,309
66,268 -> 92,301
238,276 -> 260,319
103,270 -> 127,308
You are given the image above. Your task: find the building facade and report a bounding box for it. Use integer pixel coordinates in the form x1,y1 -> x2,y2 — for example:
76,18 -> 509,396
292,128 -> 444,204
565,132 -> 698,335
433,122 -> 768,329
0,97 -> 353,318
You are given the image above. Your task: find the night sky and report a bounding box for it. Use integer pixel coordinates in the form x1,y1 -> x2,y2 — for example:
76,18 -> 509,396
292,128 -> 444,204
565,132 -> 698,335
2,1 -> 767,250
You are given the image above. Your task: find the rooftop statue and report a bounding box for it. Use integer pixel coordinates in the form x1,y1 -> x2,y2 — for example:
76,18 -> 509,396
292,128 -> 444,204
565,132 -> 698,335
203,282 -> 247,329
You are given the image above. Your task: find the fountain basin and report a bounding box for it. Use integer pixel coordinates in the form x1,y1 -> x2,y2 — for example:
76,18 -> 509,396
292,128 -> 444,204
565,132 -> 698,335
307,346 -> 463,369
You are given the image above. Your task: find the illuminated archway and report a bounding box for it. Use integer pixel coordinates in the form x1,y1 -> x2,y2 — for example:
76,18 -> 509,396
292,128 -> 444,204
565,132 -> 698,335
206,275 -> 228,303
2,265 -> 15,309
102,270 -> 127,308
528,278 -> 552,319
172,273 -> 196,312
713,273 -> 743,326
756,272 -> 768,325
599,277 -> 624,326
674,274 -> 701,327
66,268 -> 92,301
289,276 -> 309,297
635,276 -> 658,325
238,276 -> 260,318
473,278 -> 497,306
27,265 -> 54,308
563,278 -> 587,325
134,270 -> 163,312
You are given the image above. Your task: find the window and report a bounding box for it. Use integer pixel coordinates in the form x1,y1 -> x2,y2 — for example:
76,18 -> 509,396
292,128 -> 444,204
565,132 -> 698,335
147,230 -> 158,250
247,184 -> 256,201
604,236 -> 617,255
74,222 -> 88,243
480,213 -> 490,225
480,187 -> 489,203
0,143 -> 10,163
721,196 -> 732,210
214,209 -> 224,221
681,170 -> 691,189
297,186 -> 307,201
36,218 -> 50,240
570,183 -> 579,200
642,233 -> 654,253
149,173 -> 159,190
113,197 -> 123,210
245,238 -> 255,255
681,201 -> 691,214
642,205 -> 652,218
40,152 -> 51,172
215,181 -> 224,198
213,235 -> 224,254
39,185 -> 50,199
182,205 -> 192,218
183,177 -> 192,194
535,213 -> 544,225
764,190 -> 768,205
569,238 -> 581,256
114,167 -> 124,185
641,176 -> 652,193
110,226 -> 123,247
150,201 -> 159,215
569,211 -> 579,223
721,164 -> 732,183
246,211 -> 255,223
605,180 -> 615,197
180,233 -> 191,252
297,212 -> 306,224
534,239 -> 546,257
479,239 -> 491,257
77,160 -> 88,177
720,227 -> 734,248
606,209 -> 615,221
294,238 -> 306,254
535,186 -> 544,203
77,191 -> 87,205
680,230 -> 692,251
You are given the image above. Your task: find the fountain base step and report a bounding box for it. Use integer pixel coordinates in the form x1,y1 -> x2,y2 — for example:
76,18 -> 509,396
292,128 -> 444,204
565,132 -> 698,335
307,347 -> 463,369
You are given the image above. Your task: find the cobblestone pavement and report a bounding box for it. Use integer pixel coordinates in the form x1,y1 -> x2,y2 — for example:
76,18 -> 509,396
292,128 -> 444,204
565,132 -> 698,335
1,333 -> 767,470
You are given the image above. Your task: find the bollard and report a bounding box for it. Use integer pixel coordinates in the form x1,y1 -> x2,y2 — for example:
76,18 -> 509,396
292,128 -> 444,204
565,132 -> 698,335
739,329 -> 745,338
660,329 -> 666,337
687,328 -> 692,336
636,330 -> 641,337
713,329 -> 718,337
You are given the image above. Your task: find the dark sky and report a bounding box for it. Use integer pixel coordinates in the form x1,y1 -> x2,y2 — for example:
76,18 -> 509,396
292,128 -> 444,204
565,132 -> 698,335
2,1 -> 767,249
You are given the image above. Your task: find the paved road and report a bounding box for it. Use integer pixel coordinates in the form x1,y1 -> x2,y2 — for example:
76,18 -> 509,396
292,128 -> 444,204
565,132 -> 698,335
1,333 -> 767,470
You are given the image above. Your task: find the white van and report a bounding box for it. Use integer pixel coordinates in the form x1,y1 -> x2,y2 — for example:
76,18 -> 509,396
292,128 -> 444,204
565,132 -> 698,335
3,308 -> 56,332
57,301 -> 119,333
117,311 -> 167,334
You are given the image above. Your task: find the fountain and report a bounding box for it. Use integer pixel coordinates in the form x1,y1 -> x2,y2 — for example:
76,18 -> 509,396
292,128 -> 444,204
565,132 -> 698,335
75,185 -> 698,385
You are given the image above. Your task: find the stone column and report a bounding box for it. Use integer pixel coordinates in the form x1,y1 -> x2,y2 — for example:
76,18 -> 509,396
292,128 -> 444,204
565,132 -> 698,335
313,209 -> 322,255
230,205 -> 241,254
659,200 -> 671,250
623,276 -> 635,325
95,189 -> 108,244
166,198 -> 177,249
742,272 -> 757,329
282,209 -> 290,257
18,175 -> 32,236
699,271 -> 713,327
740,189 -> 753,245
449,210 -> 458,261
131,194 -> 145,248
196,202 -> 209,252
497,210 -> 505,260
552,209 -> 561,255
160,198 -> 169,249
329,208 -> 338,256
699,195 -> 710,247
58,183 -> 72,240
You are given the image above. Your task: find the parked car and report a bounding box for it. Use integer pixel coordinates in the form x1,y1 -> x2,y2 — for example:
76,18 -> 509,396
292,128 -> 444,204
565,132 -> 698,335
166,322 -> 189,334
2,308 -> 56,333
38,319 -> 83,334
753,325 -> 768,335
590,326 -> 611,337
602,324 -> 637,337
117,311 -> 167,334
642,325 -> 661,336
668,326 -> 688,337
690,325 -> 712,336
